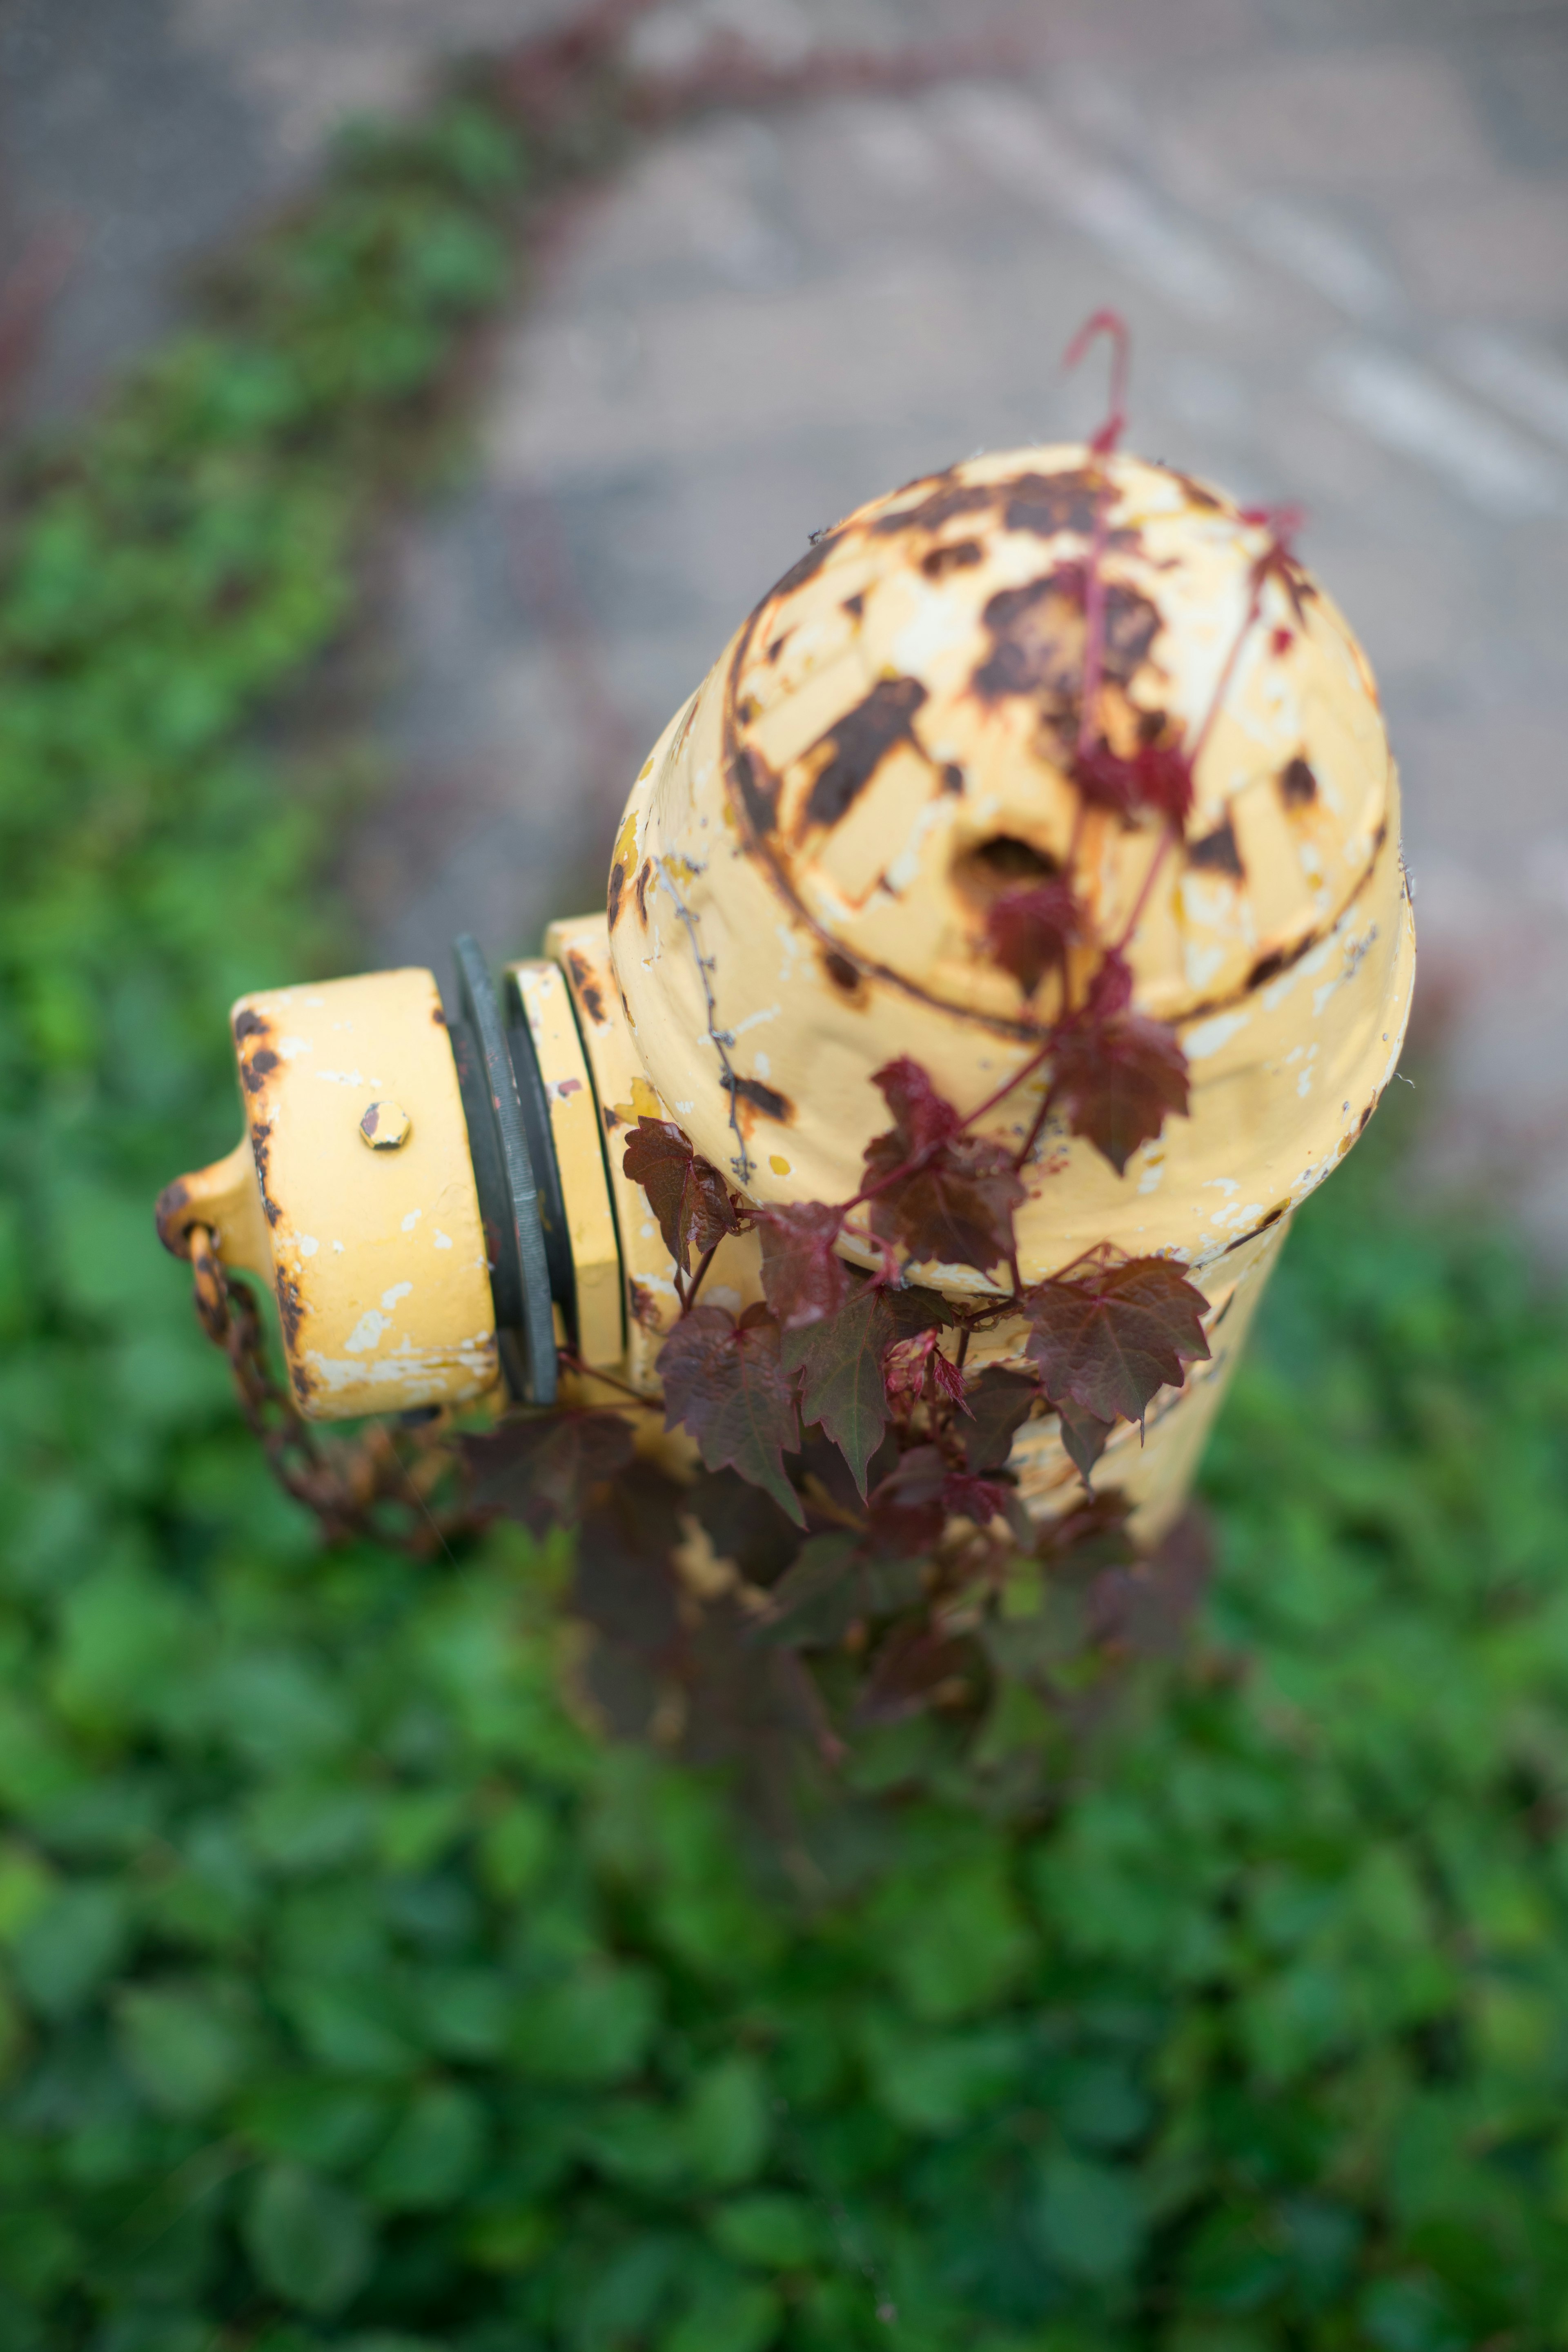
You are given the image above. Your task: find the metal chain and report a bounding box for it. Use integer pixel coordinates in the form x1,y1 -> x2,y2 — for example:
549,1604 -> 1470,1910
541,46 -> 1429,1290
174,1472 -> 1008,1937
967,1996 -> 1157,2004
187,1224 -> 472,1554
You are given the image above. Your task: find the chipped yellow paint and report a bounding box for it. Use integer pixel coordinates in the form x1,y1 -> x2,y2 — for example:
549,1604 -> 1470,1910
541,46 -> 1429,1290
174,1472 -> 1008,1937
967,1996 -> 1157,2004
547,913 -> 764,1392
507,957 -> 624,1370
168,969 -> 498,1419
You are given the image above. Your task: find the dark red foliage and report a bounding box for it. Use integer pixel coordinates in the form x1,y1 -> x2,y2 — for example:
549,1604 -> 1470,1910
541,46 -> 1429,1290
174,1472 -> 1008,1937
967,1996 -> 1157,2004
757,1199 -> 848,1328
1050,951 -> 1190,1176
622,1116 -> 742,1271
461,1408 -> 636,1536
940,1467 -> 1015,1528
1022,1254 -> 1209,1430
984,878 -> 1085,994
865,1443 -> 949,1555
1054,1393 -> 1115,1486
1072,736 -> 1195,827
855,1621 -> 974,1725
868,1056 -> 962,1155
782,1281 -> 950,1497
883,1325 -> 969,1417
659,1302 -> 803,1525
862,1058 -> 1025,1274
1064,307 -> 1129,459
963,1367 -> 1039,1472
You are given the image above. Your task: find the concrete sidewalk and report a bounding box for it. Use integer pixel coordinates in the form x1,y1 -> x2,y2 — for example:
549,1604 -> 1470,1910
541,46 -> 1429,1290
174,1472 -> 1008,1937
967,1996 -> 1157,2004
6,0 -> 1568,1244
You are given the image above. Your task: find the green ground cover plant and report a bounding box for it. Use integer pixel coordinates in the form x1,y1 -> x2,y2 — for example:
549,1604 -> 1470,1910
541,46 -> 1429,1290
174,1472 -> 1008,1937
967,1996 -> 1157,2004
3,49 -> 1568,2352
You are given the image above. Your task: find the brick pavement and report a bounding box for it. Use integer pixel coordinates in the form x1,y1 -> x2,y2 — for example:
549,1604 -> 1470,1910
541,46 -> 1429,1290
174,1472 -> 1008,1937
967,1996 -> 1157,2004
6,0 -> 1568,1247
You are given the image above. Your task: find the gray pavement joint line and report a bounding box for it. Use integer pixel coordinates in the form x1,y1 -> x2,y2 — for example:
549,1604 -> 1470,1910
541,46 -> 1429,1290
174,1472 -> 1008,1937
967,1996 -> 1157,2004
925,76 -> 1568,519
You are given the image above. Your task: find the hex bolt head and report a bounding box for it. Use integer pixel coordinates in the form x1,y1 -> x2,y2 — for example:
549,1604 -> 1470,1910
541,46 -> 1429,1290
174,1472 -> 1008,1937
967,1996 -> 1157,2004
359,1100 -> 412,1151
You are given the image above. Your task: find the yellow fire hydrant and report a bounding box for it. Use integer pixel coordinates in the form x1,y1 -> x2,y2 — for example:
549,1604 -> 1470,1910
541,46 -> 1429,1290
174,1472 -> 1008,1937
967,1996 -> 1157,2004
158,443 -> 1414,1543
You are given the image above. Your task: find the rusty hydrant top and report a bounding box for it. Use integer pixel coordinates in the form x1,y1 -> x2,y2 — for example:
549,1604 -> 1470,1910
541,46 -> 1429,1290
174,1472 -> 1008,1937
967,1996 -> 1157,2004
609,446 -> 1412,1291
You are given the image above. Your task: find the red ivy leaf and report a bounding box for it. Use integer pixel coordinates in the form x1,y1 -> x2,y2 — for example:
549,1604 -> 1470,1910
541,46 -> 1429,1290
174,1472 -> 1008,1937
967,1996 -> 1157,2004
1055,1394 -> 1115,1486
757,1200 -> 848,1329
1050,951 -> 1190,1176
963,1366 -> 1039,1472
855,1622 -> 973,1726
461,1409 -> 636,1536
782,1283 -> 946,1497
866,1442 -> 948,1555
883,1326 -> 969,1417
659,1303 -> 803,1526
622,1117 -> 742,1270
863,1058 -> 1025,1275
1023,1255 -> 1210,1428
984,879 -> 1085,995
1074,737 -> 1194,826
940,1468 -> 1014,1527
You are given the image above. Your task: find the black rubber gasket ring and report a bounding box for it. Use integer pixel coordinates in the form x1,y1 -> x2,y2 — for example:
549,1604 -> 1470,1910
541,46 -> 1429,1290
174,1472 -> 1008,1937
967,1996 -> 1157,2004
453,934 -> 557,1406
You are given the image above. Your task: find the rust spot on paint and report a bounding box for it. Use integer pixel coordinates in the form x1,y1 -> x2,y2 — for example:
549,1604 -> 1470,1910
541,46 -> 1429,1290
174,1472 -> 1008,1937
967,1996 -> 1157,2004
869,471 -> 996,537
727,1074 -> 792,1123
842,591 -> 864,619
767,633 -> 788,663
920,538 -> 983,581
1188,816 -> 1244,878
630,1279 -> 661,1328
240,1046 -> 279,1092
1219,1200 -> 1287,1258
1169,469 -> 1225,515
802,675 -> 928,831
154,1178 -> 192,1258
565,950 -> 606,1026
940,762 -> 964,794
1281,756 -> 1317,808
249,1120 -> 282,1228
635,858 -> 652,923
772,533 -> 838,598
274,1265 -> 307,1351
823,949 -> 863,997
432,1004 -> 446,1026
972,571 -> 1159,707
232,1008 -> 270,1045
603,1104 -> 622,1133
607,860 -> 626,929
1003,468 -> 1102,538
731,744 -> 781,838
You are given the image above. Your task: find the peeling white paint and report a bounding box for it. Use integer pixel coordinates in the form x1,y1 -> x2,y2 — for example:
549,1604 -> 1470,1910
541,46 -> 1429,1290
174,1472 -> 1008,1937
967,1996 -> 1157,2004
1184,1011 -> 1250,1061
297,1234 -> 319,1258
381,1281 -> 413,1312
401,1209 -> 422,1232
434,1229 -> 453,1250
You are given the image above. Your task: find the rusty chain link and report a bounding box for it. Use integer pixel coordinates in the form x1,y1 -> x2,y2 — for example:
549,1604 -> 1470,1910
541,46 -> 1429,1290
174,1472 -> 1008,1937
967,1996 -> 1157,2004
187,1223 -> 474,1553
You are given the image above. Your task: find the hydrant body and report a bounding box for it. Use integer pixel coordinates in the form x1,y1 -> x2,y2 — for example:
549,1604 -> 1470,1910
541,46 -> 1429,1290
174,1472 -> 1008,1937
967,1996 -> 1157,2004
159,444 -> 1414,1542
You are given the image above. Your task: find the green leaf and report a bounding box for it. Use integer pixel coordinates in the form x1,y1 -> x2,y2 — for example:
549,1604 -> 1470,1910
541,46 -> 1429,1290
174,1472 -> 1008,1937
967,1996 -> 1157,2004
12,1881 -> 131,2017
708,2192 -> 823,2270
1034,2149 -> 1144,2284
664,2270 -> 782,2352
117,1982 -> 252,2116
509,1962 -> 660,2085
365,2082 -> 486,2210
682,2054 -> 771,2187
244,2163 -> 376,2313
